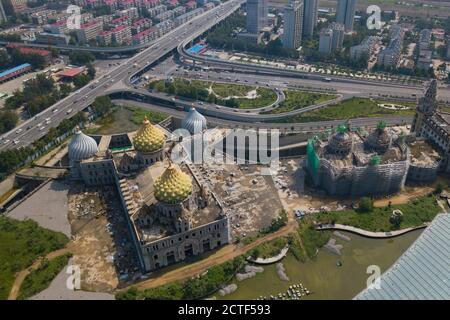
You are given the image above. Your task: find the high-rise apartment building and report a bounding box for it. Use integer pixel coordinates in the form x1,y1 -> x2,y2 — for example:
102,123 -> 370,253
336,0 -> 356,32
283,0 -> 303,49
246,0 -> 268,34
302,0 -> 317,38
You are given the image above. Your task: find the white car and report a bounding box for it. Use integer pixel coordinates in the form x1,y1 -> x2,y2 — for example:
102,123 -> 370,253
3,139 -> 10,145
13,139 -> 20,145
15,129 -> 23,134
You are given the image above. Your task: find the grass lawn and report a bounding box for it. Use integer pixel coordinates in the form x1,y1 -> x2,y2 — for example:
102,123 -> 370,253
211,82 -> 253,97
89,106 -> 169,135
235,87 -> 278,109
250,237 -> 288,259
266,90 -> 337,114
0,216 -> 69,300
316,194 -> 442,232
18,253 -> 71,300
274,97 -> 416,123
150,78 -> 277,109
125,106 -> 170,125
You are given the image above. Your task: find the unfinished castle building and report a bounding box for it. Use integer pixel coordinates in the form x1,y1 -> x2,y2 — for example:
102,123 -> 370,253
305,80 -> 445,197
67,111 -> 230,273
306,122 -> 410,197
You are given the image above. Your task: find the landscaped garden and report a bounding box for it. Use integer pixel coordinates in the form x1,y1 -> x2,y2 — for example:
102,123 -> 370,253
315,193 -> 442,232
265,90 -> 337,114
149,78 -> 277,109
274,97 -> 417,123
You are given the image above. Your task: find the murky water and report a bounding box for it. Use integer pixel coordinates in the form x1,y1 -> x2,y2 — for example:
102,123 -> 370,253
218,230 -> 422,300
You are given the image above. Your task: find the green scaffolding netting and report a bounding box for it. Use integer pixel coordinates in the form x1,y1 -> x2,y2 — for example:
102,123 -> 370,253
307,138 -> 319,179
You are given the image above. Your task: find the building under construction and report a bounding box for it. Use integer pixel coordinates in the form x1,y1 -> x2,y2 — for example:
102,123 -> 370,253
306,122 -> 410,197
305,80 -> 445,197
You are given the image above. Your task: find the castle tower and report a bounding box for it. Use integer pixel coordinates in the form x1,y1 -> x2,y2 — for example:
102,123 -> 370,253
68,127 -> 99,179
411,80 -> 438,135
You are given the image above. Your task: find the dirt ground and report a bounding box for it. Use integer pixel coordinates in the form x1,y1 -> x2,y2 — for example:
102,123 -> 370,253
67,184 -> 140,293
205,162 -> 285,238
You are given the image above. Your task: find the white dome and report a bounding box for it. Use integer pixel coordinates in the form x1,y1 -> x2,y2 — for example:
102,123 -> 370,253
68,129 -> 98,161
182,107 -> 207,134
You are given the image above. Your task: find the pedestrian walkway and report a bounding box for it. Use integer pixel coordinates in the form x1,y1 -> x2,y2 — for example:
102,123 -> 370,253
315,223 -> 428,238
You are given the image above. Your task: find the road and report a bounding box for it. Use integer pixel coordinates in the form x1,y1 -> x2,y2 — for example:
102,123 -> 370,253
171,67 -> 435,101
112,98 -> 413,132
0,0 -> 245,151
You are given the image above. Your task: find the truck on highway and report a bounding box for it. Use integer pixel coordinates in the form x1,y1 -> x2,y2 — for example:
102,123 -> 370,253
66,109 -> 73,114
323,77 -> 332,82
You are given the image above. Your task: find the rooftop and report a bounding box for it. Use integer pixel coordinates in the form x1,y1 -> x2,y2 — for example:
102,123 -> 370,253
0,63 -> 31,79
355,214 -> 450,300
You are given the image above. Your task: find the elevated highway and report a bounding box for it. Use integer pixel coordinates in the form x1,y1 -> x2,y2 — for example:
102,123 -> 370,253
0,0 -> 245,152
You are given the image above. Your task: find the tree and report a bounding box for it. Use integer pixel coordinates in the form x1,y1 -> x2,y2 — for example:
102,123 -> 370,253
358,197 -> 374,213
69,51 -> 95,65
0,50 -> 11,68
60,83 -> 72,97
250,248 -> 260,260
86,63 -> 96,79
92,96 -> 113,116
434,182 -> 446,195
73,74 -> 91,88
0,111 -> 18,134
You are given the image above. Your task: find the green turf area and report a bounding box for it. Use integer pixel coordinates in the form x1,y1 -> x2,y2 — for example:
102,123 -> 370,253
211,82 -> 254,97
440,105 -> 450,113
18,253 -> 71,300
0,216 -> 69,300
249,237 -> 288,259
149,78 -> 277,109
273,97 -> 416,123
125,106 -> 170,125
90,106 -> 169,135
287,220 -> 332,262
316,194 -> 442,232
265,90 -> 337,114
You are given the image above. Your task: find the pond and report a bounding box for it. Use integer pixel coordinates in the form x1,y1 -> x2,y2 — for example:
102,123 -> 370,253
217,230 -> 422,300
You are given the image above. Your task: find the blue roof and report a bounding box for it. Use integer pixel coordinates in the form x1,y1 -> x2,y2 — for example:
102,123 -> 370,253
354,214 -> 450,300
188,44 -> 206,55
0,63 -> 32,79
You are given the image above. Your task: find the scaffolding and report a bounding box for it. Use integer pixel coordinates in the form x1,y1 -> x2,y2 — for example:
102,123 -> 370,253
307,138 -> 319,180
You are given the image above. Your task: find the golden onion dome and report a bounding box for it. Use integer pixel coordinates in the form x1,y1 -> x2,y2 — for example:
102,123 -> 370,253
133,116 -> 166,153
154,164 -> 193,204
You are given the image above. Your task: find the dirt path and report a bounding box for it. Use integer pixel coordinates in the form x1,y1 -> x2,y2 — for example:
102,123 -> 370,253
373,186 -> 434,207
128,221 -> 298,292
8,246 -> 72,300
